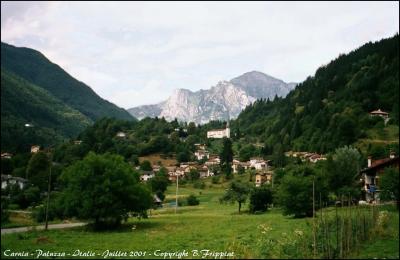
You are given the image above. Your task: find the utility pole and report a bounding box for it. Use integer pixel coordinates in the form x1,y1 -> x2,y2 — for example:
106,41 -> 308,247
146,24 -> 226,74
44,150 -> 53,230
175,173 -> 179,214
313,177 -> 316,258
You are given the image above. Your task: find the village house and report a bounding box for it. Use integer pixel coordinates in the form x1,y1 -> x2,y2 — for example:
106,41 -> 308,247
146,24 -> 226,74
166,166 -> 177,181
194,144 -> 206,150
255,171 -> 273,187
232,159 -> 250,173
140,171 -> 155,182
183,165 -> 198,175
205,156 -> 220,166
73,140 -> 82,145
198,165 -> 210,178
1,174 -> 28,190
31,145 -> 40,154
285,151 -> 326,163
116,132 -> 127,138
152,165 -> 161,173
249,158 -> 268,170
168,167 -> 186,182
308,154 -> 327,163
369,109 -> 389,120
194,150 -> 209,160
1,153 -> 13,159
360,152 -> 399,203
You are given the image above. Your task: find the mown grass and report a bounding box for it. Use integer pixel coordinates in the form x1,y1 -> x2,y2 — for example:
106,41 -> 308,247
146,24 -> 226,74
355,125 -> 399,154
1,177 -> 399,259
1,211 -> 82,229
1,212 -> 35,229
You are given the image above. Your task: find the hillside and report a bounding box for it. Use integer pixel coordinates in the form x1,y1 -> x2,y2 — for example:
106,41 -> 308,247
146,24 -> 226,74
1,42 -> 133,122
1,70 -> 91,152
128,71 -> 296,124
233,35 -> 399,153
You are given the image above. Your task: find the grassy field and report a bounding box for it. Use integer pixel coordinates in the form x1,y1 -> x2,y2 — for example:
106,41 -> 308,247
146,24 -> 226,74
139,154 -> 177,166
1,177 -> 399,259
1,211 -> 36,229
355,125 -> 399,154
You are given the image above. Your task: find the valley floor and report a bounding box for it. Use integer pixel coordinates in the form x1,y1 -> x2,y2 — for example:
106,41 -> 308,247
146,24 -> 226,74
1,179 -> 399,259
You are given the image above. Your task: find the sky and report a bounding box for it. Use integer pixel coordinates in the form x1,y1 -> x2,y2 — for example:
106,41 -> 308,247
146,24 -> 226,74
1,1 -> 399,109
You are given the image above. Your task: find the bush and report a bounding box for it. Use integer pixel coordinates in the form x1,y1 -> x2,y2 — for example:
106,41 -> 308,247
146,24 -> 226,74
177,199 -> 186,207
187,194 -> 200,206
33,204 -> 57,223
1,197 -> 9,224
193,181 -> 205,189
276,166 -> 328,217
178,178 -> 187,185
249,185 -> 273,213
8,204 -> 20,210
32,192 -> 64,222
212,175 -> 220,184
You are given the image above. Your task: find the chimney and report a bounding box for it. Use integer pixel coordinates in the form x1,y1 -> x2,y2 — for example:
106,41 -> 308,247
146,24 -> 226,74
367,156 -> 372,168
390,151 -> 396,159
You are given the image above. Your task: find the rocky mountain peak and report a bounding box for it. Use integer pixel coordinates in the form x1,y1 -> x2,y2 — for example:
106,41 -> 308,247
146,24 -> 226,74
128,71 -> 296,124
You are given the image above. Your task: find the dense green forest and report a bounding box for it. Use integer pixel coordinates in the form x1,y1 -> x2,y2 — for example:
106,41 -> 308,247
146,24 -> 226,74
1,70 -> 91,152
233,35 -> 399,153
1,42 -> 135,152
1,42 -> 133,122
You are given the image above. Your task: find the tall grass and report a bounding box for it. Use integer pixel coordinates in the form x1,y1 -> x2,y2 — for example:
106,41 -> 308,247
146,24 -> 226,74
312,195 -> 386,259
256,195 -> 395,259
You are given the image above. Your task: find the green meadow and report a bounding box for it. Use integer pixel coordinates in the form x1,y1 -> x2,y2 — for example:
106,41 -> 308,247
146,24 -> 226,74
1,178 -> 398,259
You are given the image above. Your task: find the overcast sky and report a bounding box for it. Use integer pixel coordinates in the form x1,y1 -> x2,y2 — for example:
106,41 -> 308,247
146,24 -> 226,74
1,1 -> 399,109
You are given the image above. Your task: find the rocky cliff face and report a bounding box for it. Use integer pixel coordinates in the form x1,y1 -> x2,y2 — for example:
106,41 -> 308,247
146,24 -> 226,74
128,71 -> 296,124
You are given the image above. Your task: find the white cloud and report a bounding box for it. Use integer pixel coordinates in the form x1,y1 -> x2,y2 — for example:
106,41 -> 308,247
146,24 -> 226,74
1,1 -> 399,108
110,79 -> 170,108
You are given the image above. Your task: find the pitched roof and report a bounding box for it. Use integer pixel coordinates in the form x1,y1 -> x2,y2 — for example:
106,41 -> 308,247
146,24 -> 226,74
361,156 -> 399,173
370,109 -> 389,115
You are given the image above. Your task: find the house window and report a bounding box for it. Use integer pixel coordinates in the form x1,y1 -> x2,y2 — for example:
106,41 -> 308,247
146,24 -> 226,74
370,177 -> 375,185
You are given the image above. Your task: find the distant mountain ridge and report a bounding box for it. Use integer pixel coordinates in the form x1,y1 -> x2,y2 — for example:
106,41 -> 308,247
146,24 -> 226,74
1,42 -> 134,152
128,71 -> 297,124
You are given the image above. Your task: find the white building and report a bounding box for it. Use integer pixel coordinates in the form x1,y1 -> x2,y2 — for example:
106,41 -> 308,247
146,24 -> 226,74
195,150 -> 209,160
232,160 -> 250,173
140,171 -> 154,182
1,175 -> 27,190
31,145 -> 40,154
116,132 -> 126,138
249,158 -> 268,170
207,128 -> 230,139
1,153 -> 12,159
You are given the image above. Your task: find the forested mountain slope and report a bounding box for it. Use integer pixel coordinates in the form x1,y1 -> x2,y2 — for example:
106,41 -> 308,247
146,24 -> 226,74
233,35 -> 399,153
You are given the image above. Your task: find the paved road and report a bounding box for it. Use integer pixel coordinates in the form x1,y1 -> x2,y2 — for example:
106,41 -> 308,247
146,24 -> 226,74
1,222 -> 86,235
7,210 -> 32,214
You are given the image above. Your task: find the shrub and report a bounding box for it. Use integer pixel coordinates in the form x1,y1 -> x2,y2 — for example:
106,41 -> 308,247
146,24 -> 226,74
212,175 -> 220,184
193,181 -> 205,189
187,194 -> 200,206
8,204 -> 20,210
1,197 -> 9,224
249,185 -> 273,213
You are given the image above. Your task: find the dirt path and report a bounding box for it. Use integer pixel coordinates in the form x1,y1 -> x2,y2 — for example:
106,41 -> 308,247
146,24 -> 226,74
1,222 -> 86,234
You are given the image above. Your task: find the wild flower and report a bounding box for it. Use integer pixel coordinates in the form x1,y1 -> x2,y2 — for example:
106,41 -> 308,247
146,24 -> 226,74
294,229 -> 303,237
258,224 -> 272,234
